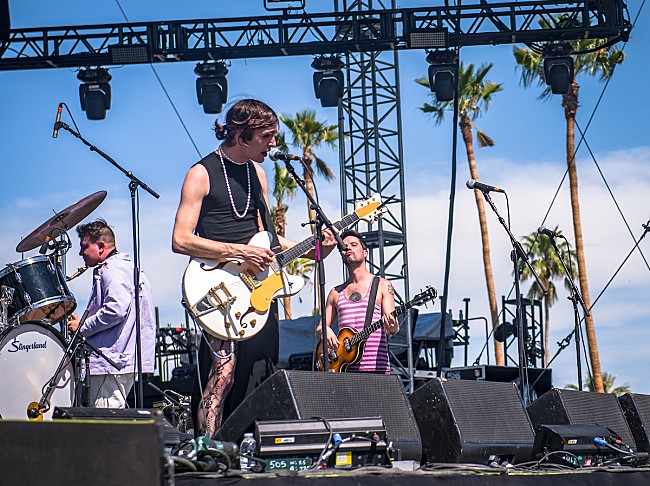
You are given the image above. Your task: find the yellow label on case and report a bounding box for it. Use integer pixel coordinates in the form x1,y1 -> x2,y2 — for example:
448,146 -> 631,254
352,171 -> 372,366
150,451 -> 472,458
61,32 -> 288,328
335,451 -> 352,466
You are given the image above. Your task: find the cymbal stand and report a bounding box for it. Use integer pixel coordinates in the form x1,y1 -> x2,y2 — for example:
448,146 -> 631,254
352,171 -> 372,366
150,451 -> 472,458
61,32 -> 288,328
28,309 -> 122,419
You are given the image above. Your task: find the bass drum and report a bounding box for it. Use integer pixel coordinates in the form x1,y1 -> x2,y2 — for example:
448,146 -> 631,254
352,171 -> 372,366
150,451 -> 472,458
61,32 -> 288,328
0,322 -> 76,420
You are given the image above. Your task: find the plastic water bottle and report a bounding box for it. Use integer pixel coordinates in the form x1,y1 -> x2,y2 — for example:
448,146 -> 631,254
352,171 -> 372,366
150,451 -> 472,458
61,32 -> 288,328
239,432 -> 257,471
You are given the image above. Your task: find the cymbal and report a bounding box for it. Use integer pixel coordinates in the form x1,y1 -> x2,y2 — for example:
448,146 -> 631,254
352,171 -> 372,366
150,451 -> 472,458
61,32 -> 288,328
16,190 -> 108,253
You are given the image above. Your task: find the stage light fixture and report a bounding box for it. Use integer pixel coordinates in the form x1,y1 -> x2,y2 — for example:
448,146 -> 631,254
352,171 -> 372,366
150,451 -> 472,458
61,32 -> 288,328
195,61 -> 228,114
426,50 -> 458,102
77,67 -> 112,120
311,56 -> 344,108
543,43 -> 574,95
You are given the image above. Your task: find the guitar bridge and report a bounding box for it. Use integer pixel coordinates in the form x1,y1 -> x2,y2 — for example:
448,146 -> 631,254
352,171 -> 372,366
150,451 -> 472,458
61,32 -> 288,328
239,269 -> 261,291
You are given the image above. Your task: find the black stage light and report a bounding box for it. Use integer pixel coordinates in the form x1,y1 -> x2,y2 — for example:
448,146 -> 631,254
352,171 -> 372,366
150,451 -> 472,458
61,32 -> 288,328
426,50 -> 458,102
543,43 -> 574,95
77,67 -> 112,120
195,61 -> 228,114
312,56 -> 344,108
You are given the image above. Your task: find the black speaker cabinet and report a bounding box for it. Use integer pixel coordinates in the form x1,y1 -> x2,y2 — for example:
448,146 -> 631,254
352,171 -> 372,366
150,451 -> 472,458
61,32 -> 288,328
442,365 -> 553,399
619,392 -> 650,453
0,419 -> 165,486
409,378 -> 535,464
526,388 -> 636,451
218,370 -> 422,461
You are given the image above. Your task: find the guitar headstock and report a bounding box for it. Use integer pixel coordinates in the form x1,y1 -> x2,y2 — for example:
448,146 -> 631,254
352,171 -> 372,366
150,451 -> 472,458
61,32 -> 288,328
411,286 -> 438,308
354,193 -> 387,223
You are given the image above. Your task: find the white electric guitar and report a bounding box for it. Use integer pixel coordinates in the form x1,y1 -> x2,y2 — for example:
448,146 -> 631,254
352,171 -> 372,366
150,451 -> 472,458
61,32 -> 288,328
182,194 -> 386,341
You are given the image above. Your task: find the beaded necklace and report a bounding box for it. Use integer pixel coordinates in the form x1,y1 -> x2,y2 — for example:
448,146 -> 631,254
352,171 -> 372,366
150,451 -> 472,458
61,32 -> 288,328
217,147 -> 251,219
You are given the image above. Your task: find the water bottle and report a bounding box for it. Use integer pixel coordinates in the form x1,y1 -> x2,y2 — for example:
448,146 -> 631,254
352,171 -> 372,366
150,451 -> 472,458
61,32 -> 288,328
239,432 -> 257,471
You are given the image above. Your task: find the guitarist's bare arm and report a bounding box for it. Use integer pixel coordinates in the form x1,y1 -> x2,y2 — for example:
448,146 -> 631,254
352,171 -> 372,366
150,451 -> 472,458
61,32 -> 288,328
172,163 -> 275,271
380,279 -> 399,335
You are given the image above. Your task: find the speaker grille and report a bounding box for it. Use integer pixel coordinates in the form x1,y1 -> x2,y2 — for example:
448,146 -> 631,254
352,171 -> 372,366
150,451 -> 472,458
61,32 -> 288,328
287,371 -> 418,442
619,393 -> 650,452
443,380 -> 534,442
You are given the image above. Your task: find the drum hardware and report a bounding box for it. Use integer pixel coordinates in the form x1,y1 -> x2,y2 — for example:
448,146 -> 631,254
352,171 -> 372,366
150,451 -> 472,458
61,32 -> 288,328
27,309 -> 123,420
1,285 -> 14,327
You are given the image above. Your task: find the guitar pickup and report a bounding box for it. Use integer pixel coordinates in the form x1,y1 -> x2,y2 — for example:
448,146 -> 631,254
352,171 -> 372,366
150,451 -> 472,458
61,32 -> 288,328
239,270 -> 262,291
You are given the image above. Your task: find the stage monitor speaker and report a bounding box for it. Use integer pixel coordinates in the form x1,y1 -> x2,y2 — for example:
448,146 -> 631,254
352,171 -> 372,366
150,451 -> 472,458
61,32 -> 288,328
409,378 -> 535,464
53,406 -> 190,447
619,392 -> 650,453
218,370 -> 422,461
0,419 -> 165,486
526,388 -> 636,451
442,365 -> 553,400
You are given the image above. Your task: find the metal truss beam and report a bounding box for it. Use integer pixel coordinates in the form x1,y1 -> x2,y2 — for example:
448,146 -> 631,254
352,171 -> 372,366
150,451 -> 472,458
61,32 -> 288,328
0,0 -> 630,70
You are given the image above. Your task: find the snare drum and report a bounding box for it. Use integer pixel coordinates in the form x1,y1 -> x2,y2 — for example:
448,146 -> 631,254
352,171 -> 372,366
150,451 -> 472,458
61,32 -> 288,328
0,321 -> 76,420
0,255 -> 76,325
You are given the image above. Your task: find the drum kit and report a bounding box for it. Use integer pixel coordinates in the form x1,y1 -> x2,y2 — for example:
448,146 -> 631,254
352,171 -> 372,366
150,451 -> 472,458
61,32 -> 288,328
0,191 -> 107,421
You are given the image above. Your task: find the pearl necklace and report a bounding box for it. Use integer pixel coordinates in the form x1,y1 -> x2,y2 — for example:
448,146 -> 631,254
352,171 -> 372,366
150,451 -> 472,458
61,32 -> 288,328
217,148 -> 251,219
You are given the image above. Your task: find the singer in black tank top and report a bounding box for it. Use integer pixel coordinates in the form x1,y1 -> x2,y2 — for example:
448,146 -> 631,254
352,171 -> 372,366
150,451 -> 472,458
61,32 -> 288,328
190,151 -> 280,434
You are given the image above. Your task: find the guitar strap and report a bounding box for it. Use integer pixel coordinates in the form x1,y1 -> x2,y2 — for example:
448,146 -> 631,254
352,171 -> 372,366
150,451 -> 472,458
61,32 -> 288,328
364,276 -> 380,329
250,163 -> 282,254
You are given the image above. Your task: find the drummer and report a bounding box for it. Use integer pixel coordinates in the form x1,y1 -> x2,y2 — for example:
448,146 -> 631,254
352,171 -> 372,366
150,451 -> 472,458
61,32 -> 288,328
67,219 -> 155,409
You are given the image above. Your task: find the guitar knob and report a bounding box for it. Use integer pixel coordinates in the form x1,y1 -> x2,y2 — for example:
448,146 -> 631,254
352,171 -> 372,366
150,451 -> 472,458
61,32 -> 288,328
250,319 -> 256,326
235,312 -> 241,318
238,330 -> 245,336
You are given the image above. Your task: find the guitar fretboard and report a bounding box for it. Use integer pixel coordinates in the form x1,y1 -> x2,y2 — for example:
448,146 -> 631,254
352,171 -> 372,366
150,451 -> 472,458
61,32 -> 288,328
275,212 -> 361,268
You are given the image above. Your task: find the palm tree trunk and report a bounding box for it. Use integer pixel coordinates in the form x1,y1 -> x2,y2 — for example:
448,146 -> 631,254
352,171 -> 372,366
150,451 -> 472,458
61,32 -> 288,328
563,83 -> 604,393
460,116 -> 504,365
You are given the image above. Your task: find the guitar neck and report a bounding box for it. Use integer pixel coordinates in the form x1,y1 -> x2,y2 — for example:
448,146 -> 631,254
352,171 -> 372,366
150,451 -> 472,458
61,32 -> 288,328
349,299 -> 419,346
275,212 -> 360,268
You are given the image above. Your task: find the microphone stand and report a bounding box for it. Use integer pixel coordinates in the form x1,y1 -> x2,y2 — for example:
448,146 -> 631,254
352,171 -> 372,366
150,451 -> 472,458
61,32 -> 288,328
55,121 -> 159,408
281,159 -> 347,372
547,234 -> 589,391
480,190 -> 547,405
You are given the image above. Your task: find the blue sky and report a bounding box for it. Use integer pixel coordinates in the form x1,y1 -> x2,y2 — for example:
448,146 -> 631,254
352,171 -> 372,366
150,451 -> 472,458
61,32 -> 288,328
1,1 -> 648,393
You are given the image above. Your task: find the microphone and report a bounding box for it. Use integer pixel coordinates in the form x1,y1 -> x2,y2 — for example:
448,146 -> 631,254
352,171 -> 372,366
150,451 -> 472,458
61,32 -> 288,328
466,179 -> 505,193
268,148 -> 300,162
52,103 -> 63,139
538,226 -> 562,239
39,235 -> 52,255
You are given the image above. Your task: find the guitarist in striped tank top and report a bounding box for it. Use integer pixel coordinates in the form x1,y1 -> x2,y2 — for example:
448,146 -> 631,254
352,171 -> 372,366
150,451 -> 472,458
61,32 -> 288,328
316,230 -> 399,373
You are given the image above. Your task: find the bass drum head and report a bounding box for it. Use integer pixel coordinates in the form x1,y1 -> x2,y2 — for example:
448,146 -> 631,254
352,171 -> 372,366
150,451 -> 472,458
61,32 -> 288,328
0,322 -> 76,420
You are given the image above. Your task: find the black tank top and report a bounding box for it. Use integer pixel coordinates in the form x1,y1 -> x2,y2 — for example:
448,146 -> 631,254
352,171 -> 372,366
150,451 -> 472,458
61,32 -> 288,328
195,151 -> 260,245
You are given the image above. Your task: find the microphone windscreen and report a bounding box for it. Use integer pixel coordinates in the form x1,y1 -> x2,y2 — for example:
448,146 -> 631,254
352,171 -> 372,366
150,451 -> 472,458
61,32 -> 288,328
466,179 -> 476,189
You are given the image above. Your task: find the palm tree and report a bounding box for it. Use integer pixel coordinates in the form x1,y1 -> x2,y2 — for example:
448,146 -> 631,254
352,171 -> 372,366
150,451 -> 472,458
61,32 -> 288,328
518,226 -> 576,366
270,138 -> 299,318
514,22 -> 625,392
416,62 -> 505,365
566,371 -> 631,396
282,258 -> 316,319
279,109 -> 338,229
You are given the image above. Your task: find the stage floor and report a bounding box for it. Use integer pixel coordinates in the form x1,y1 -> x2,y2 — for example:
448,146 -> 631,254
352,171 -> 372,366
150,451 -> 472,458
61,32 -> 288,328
174,464 -> 650,485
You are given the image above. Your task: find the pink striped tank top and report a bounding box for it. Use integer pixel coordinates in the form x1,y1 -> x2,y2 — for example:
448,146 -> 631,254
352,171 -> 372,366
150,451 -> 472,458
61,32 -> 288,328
337,284 -> 389,373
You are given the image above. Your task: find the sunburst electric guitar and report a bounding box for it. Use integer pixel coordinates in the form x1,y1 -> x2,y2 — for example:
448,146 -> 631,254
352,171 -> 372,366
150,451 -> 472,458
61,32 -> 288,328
315,286 -> 437,372
183,194 -> 386,341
